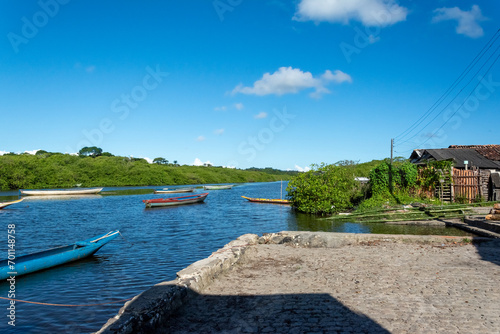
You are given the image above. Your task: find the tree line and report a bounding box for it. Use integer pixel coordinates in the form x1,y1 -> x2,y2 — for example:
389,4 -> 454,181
0,150 -> 296,190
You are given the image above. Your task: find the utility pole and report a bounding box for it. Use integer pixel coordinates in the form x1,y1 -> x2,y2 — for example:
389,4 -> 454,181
390,138 -> 394,166
389,138 -> 394,194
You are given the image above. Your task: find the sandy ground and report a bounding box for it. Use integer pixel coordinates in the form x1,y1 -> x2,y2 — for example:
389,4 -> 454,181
158,241 -> 500,334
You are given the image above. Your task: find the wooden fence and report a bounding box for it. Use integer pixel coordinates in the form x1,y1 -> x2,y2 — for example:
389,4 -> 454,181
452,168 -> 480,203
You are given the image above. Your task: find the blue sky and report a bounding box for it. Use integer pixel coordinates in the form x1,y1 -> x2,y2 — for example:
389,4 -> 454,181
1,1 -> 499,170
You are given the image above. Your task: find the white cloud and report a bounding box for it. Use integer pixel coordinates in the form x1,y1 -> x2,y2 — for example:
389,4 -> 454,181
432,5 -> 486,38
293,0 -> 408,27
321,70 -> 353,83
214,106 -> 227,111
295,164 -> 311,172
25,149 -> 40,155
85,65 -> 96,73
254,112 -> 268,119
232,67 -> 351,98
196,136 -> 206,142
0,149 -> 42,155
234,103 -> 244,110
143,157 -> 153,164
214,128 -> 225,135
193,158 -> 212,166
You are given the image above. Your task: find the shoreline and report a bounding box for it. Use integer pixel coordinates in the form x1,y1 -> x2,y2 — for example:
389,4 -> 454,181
96,231 -> 500,333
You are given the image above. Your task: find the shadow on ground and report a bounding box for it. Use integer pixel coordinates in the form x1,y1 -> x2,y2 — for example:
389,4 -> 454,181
474,240 -> 500,267
155,290 -> 390,333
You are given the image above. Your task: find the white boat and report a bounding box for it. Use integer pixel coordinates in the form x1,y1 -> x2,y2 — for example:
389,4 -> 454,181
23,195 -> 103,201
154,188 -> 195,194
20,188 -> 103,196
203,185 -> 234,190
0,198 -> 24,209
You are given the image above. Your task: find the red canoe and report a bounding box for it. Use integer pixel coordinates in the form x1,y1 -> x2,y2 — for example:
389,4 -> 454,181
143,193 -> 208,208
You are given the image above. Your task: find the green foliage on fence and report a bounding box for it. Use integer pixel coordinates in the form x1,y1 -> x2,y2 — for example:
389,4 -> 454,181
416,160 -> 453,192
0,153 -> 293,190
369,160 -> 418,196
358,159 -> 453,211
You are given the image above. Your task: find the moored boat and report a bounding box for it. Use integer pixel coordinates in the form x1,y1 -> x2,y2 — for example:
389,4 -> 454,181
0,198 -> 24,209
20,187 -> 103,196
241,196 -> 290,205
0,230 -> 120,280
22,194 -> 103,201
143,193 -> 208,208
154,188 -> 195,194
203,185 -> 233,190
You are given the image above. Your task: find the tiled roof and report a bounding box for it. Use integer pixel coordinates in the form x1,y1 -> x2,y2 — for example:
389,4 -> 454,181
476,146 -> 500,161
448,145 -> 500,161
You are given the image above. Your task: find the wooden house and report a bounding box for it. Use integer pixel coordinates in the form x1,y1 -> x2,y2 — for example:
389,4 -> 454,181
410,145 -> 500,202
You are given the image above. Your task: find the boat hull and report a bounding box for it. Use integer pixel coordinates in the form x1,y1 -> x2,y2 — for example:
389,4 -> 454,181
143,193 -> 208,208
241,196 -> 290,205
203,185 -> 233,190
0,231 -> 119,280
0,198 -> 24,209
20,188 -> 103,196
154,188 -> 195,194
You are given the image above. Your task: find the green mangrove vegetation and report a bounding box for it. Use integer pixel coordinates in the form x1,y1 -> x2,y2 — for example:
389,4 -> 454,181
286,158 -> 478,217
0,150 -> 296,190
286,163 -> 358,214
286,160 -> 382,215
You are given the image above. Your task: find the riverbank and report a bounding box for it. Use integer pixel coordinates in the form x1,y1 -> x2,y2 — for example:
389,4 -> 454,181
97,231 -> 500,334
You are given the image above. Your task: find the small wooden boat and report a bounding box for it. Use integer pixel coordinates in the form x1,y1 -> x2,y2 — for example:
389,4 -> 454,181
203,185 -> 233,190
154,188 -> 195,194
143,193 -> 208,208
23,195 -> 103,201
20,187 -> 103,196
241,196 -> 290,205
0,231 -> 120,280
0,198 -> 24,209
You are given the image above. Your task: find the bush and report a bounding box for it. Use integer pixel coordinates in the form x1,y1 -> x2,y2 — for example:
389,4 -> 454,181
286,163 -> 357,215
369,161 -> 418,196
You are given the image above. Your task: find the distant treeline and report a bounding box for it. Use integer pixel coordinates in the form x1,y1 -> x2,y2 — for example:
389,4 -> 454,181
0,152 -> 297,191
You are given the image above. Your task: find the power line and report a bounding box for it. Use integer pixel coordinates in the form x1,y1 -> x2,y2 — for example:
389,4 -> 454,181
396,42 -> 500,147
394,28 -> 500,142
406,49 -> 500,150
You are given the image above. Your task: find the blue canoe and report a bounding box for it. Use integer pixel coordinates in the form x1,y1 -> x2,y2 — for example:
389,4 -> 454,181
0,231 -> 120,280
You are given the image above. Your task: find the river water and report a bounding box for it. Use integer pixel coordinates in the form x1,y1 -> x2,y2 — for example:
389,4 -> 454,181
0,181 -> 470,333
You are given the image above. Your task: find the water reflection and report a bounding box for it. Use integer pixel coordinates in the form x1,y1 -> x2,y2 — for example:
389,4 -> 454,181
290,211 -> 470,236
